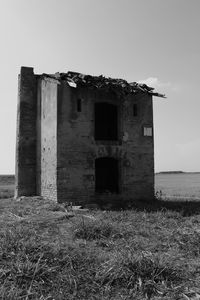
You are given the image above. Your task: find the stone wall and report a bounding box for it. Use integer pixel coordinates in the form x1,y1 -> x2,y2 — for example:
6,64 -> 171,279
57,84 -> 94,203
121,93 -> 154,199
57,83 -> 154,204
15,67 -> 37,197
40,77 -> 58,201
15,68 -> 154,204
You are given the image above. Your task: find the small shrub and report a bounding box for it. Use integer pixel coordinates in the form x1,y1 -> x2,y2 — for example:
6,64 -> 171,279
73,218 -> 122,241
46,202 -> 66,212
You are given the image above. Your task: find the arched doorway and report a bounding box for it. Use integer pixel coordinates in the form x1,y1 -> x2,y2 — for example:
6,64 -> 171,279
95,157 -> 119,193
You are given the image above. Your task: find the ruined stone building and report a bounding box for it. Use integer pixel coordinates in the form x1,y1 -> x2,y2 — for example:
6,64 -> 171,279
15,67 -> 164,204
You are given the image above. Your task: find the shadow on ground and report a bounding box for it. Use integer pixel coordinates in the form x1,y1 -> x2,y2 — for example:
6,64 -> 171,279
1,195 -> 200,217
96,197 -> 200,216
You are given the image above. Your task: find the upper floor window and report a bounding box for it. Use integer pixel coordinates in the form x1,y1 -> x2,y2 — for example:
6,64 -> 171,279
77,98 -> 82,112
133,103 -> 138,117
95,102 -> 118,140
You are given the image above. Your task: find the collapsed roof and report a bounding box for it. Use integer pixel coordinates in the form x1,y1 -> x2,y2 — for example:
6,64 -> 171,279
42,71 -> 166,98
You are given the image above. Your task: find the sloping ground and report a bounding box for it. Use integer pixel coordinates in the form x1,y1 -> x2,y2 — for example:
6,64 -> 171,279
1,197 -> 200,299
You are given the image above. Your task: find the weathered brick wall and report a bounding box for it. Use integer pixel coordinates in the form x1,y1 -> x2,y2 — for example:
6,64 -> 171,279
15,68 -> 154,204
57,83 -> 154,204
57,84 -> 95,203
121,93 -> 154,200
15,67 -> 37,197
36,78 -> 41,195
40,77 -> 58,201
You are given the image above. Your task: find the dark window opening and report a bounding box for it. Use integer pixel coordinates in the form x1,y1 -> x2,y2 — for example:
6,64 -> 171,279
77,98 -> 82,112
95,157 -> 119,193
95,103 -> 118,140
133,103 -> 138,116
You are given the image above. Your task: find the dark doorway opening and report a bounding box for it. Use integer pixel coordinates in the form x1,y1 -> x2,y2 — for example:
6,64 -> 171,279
95,103 -> 118,140
95,157 -> 119,193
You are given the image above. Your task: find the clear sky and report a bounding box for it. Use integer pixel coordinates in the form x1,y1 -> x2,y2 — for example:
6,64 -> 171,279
0,0 -> 200,174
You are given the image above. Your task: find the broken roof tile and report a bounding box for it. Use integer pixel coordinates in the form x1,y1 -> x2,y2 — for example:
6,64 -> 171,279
42,71 -> 166,98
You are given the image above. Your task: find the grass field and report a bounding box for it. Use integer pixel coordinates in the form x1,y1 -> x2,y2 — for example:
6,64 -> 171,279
1,199 -> 200,298
1,175 -> 200,299
0,175 -> 14,199
155,173 -> 200,200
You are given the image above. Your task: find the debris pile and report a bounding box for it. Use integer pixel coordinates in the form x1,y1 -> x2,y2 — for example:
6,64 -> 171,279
43,71 -> 166,98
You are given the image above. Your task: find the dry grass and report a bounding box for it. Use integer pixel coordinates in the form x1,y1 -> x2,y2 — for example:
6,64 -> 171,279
1,197 -> 200,299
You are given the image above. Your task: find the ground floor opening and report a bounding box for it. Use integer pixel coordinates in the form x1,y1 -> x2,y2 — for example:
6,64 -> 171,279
95,157 -> 119,193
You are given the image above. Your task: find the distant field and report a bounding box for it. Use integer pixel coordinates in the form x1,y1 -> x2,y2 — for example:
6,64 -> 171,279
0,175 -> 14,199
155,173 -> 200,200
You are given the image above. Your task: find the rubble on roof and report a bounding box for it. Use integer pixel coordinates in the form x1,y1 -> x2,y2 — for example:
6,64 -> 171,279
42,71 -> 166,98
